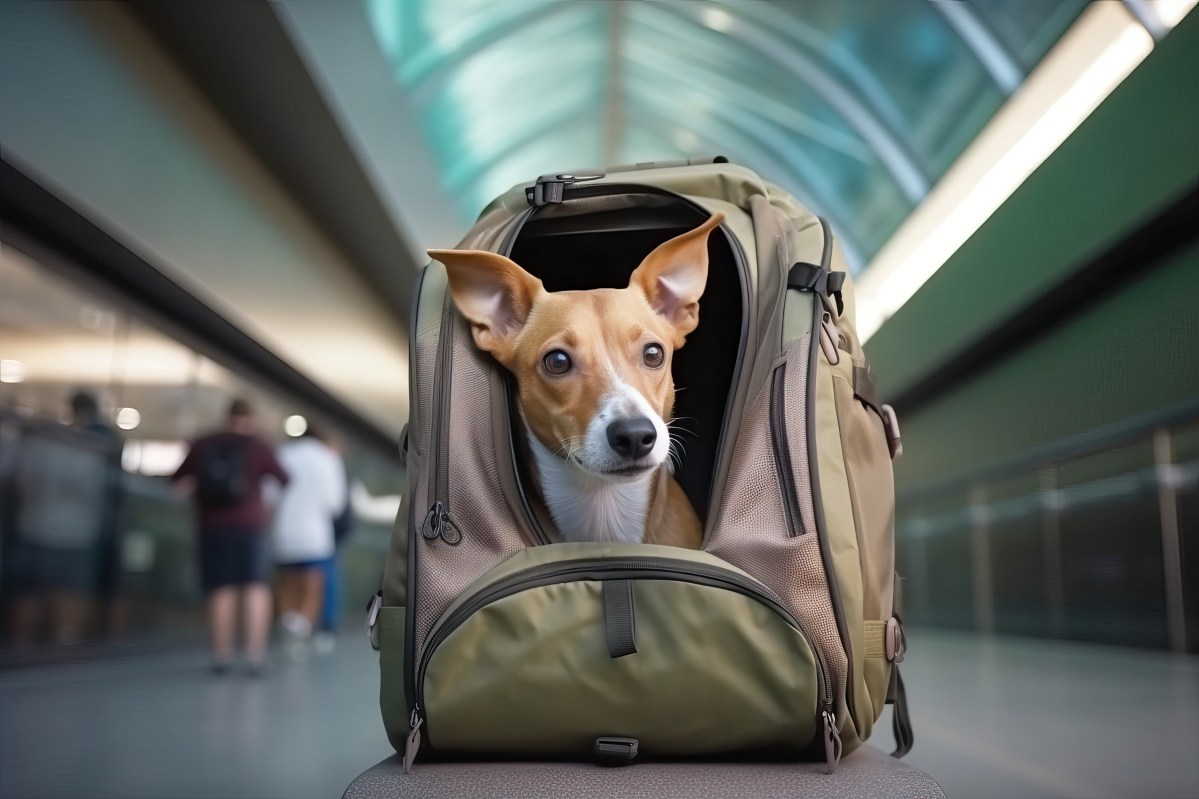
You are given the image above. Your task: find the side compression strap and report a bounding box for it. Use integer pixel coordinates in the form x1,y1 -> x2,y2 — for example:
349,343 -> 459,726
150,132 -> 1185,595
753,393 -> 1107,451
889,667 -> 915,758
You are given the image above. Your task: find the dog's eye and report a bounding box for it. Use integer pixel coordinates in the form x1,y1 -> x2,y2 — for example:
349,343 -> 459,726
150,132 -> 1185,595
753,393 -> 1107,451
643,343 -> 665,368
543,349 -> 572,375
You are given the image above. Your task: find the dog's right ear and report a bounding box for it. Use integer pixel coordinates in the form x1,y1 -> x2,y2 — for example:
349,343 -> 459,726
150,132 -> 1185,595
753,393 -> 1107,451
428,249 -> 543,361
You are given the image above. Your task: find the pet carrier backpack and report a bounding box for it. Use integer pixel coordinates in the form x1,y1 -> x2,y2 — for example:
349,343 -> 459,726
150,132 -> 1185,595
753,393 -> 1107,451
369,158 -> 912,773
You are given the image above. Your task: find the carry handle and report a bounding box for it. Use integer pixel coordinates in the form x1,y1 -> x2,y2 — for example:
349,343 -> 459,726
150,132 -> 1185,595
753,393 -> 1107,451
526,157 -> 731,206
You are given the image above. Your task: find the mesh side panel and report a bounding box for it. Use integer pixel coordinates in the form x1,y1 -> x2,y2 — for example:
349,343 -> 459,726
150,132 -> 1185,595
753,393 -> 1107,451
708,333 -> 848,710
414,318 -> 526,658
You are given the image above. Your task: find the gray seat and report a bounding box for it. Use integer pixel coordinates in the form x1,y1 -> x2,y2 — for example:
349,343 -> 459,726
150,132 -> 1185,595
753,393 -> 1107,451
342,746 -> 945,798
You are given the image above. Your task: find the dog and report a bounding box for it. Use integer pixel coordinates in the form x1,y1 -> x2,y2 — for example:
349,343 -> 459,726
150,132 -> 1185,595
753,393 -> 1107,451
429,212 -> 724,549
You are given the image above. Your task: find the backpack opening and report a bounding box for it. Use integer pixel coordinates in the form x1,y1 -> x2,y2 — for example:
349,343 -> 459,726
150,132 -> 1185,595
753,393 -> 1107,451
508,197 -> 745,523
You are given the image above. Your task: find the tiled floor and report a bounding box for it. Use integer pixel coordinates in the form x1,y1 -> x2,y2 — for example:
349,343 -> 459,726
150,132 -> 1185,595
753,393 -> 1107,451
872,630 -> 1199,799
0,640 -> 393,799
1,629 -> 1196,798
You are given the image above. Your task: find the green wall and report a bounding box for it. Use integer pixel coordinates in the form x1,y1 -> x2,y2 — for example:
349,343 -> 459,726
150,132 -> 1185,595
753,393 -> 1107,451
893,240 -> 1199,488
867,11 -> 1199,493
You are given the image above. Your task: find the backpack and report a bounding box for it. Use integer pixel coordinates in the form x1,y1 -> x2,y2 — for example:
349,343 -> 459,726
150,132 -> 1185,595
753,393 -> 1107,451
194,437 -> 251,507
369,159 -> 912,773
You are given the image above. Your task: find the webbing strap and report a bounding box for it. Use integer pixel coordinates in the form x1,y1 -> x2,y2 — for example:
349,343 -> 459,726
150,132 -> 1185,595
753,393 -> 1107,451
889,667 -> 915,758
852,366 -> 883,419
602,580 -> 637,659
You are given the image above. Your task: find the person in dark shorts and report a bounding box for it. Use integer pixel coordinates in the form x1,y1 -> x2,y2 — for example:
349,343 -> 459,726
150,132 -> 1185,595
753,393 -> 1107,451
173,399 -> 288,674
5,392 -> 123,646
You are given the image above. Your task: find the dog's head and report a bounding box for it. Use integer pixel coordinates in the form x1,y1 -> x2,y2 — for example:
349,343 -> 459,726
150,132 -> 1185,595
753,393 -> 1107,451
431,212 -> 723,481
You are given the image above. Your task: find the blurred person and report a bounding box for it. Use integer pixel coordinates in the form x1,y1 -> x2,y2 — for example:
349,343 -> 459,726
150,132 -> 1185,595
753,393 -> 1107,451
5,392 -> 123,646
313,442 -> 353,654
271,425 -> 346,659
173,398 -> 288,675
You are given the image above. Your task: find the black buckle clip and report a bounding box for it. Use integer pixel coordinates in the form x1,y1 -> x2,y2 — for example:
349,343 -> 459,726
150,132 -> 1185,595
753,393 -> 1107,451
526,172 -> 605,206
594,736 -> 639,765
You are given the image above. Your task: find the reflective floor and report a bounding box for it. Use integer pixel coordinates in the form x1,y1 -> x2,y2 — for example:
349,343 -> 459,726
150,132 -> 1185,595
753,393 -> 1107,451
1,630 -> 1196,798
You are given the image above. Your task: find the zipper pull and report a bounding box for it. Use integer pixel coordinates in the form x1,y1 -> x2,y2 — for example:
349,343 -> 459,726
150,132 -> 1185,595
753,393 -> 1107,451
421,501 -> 444,540
421,501 -> 462,545
438,511 -> 462,545
403,708 -> 424,773
819,312 -> 841,366
822,709 -> 843,774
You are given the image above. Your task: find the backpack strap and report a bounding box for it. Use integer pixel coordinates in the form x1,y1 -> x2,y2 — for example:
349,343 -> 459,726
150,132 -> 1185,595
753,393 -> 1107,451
887,572 -> 914,757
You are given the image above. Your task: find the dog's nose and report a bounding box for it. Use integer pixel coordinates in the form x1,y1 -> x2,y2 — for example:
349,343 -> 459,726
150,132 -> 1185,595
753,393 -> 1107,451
606,417 -> 657,460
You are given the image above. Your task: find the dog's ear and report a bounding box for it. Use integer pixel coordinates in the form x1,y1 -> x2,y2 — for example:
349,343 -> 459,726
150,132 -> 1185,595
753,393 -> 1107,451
629,212 -> 723,346
429,249 -> 543,361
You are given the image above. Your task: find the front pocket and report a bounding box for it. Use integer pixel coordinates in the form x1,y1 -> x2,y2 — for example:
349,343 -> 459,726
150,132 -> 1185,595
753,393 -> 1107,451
416,544 -> 825,759
830,360 -> 895,722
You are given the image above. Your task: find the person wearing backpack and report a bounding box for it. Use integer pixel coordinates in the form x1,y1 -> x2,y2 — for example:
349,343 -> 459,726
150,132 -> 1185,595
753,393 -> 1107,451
172,398 -> 288,674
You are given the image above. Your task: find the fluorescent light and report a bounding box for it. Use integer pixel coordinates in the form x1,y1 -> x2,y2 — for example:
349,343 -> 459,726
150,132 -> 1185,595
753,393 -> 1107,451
0,359 -> 25,383
1156,0 -> 1198,27
857,3 -> 1156,342
116,407 -> 141,430
700,6 -> 734,32
285,414 -> 308,437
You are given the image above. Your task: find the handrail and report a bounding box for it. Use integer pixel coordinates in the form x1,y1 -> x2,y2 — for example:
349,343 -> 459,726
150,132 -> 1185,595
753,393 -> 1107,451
899,396 -> 1199,504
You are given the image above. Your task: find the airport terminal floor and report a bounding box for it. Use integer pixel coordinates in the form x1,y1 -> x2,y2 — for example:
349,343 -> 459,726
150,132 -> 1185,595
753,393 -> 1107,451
2,629 -> 1196,799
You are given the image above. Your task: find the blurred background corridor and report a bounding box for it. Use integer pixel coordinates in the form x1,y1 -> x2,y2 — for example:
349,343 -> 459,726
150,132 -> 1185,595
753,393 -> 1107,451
2,1 -> 1197,797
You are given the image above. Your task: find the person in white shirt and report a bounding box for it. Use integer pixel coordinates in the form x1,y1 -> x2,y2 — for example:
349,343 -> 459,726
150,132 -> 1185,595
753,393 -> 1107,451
271,426 -> 347,651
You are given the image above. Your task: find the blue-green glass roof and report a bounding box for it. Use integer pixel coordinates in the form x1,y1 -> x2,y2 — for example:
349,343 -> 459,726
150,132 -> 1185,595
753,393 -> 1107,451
365,0 -> 1089,272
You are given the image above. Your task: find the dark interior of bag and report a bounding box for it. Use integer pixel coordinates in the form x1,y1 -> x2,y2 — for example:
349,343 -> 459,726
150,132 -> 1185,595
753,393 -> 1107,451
508,196 -> 744,523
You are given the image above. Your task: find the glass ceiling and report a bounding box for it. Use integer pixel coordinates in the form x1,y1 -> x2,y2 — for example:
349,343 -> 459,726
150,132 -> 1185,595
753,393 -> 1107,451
365,0 -> 1090,273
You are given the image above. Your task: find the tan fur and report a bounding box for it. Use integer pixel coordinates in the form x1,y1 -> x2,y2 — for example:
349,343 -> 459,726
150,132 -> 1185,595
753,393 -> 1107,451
430,212 -> 724,549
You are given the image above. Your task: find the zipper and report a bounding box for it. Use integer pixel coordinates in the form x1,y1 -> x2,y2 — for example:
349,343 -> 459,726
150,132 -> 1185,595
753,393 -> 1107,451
498,209 -> 549,546
406,210 -> 536,742
770,363 -> 805,537
419,292 -> 461,546
414,556 -> 833,757
805,217 -> 855,749
402,264 -> 432,721
504,375 -> 550,545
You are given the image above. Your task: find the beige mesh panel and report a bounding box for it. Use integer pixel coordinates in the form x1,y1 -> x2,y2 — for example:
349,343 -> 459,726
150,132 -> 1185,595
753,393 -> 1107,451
707,334 -> 848,714
412,314 -> 527,664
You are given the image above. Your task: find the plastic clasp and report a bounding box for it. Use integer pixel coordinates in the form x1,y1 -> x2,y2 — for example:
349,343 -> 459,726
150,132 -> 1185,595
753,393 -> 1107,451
365,590 -> 382,649
885,617 -> 907,664
526,172 -> 604,206
594,736 -> 639,765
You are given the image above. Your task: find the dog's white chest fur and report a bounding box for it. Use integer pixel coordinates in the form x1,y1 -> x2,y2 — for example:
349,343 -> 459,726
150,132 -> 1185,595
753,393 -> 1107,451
529,434 -> 651,543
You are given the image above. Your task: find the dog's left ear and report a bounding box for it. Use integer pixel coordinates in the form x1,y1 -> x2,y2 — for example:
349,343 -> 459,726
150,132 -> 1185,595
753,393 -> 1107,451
629,212 -> 724,346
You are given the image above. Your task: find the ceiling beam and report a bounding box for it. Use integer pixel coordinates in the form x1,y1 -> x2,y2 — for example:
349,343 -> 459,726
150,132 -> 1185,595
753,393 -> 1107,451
127,0 -> 421,325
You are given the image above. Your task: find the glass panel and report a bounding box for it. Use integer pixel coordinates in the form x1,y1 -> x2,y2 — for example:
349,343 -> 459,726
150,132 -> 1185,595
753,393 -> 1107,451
1,242 -> 405,660
364,0 -> 1105,268
970,0 -> 1089,70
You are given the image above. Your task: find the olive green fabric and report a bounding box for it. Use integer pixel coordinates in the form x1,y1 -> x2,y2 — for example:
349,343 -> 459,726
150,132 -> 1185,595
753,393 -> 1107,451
378,607 -> 409,753
421,545 -> 820,757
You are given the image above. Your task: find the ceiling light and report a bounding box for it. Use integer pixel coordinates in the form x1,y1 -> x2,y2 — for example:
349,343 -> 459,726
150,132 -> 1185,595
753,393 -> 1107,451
0,360 -> 26,383
116,407 -> 141,430
285,415 -> 308,437
700,6 -> 734,33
